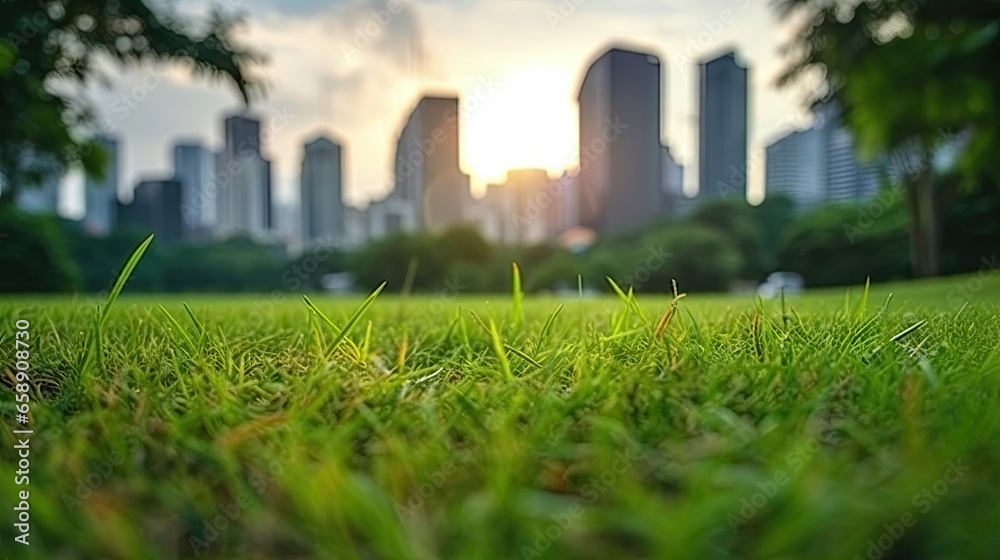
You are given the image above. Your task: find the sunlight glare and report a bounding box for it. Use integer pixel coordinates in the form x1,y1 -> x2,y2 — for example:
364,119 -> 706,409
462,68 -> 578,190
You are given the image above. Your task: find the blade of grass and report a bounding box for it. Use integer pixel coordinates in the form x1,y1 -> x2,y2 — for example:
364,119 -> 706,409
538,303 -> 565,344
655,283 -> 687,340
891,320 -> 927,343
654,306 -> 676,339
512,263 -> 524,333
606,277 -> 647,325
752,312 -> 764,361
607,276 -> 628,302
326,282 -> 386,359
859,277 -> 871,318
300,294 -> 359,358
504,344 -> 542,368
100,234 -> 155,327
182,302 -> 205,336
361,320 -> 373,364
468,309 -> 490,335
627,288 -> 649,324
488,317 -> 513,381
157,304 -> 197,353
83,234 -> 154,375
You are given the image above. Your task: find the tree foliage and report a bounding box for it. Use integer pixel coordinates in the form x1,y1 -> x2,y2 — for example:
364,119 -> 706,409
775,0 -> 1000,276
0,0 -> 262,197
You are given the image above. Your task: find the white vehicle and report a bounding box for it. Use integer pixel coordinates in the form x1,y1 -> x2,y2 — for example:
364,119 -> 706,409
757,272 -> 806,299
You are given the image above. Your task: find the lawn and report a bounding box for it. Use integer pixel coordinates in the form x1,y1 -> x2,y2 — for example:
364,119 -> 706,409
2,267 -> 999,559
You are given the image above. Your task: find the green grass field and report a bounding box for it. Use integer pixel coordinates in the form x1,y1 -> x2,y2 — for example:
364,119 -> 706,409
2,268 -> 1000,559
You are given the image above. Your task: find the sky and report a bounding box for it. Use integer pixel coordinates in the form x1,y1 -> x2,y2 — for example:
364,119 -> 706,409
62,0 -> 821,217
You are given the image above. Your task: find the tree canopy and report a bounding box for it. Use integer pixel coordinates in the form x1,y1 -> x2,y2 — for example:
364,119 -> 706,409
0,0 -> 262,198
777,0 -> 998,175
776,0 -> 1000,275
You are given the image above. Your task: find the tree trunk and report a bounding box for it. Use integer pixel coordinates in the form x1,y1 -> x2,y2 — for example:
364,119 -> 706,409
909,156 -> 939,277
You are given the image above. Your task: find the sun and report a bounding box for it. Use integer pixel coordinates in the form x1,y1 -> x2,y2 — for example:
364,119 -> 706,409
461,68 -> 579,191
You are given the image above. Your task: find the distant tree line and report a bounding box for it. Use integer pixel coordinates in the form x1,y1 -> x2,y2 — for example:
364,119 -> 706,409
2,182 -> 999,294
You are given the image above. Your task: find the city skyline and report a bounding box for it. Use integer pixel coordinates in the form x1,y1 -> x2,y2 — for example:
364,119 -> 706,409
21,40 -> 890,254
56,0 -> 813,218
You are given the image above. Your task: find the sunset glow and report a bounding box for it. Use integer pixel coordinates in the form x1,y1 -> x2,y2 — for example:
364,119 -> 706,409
461,68 -> 579,190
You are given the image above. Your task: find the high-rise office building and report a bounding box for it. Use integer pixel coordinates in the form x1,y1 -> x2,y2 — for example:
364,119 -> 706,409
577,47 -> 663,234
369,96 -> 471,237
300,136 -> 345,247
83,137 -> 119,237
173,142 -> 217,238
698,51 -> 748,202
394,96 -> 471,232
661,145 -> 691,217
217,114 -> 272,238
826,128 -> 882,203
764,128 -> 826,208
117,179 -> 183,244
764,103 -> 885,208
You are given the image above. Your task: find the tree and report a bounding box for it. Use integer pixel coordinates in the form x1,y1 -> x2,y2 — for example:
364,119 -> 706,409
775,0 -> 1000,276
0,0 -> 262,199
776,201 -> 911,287
690,199 -> 767,280
0,205 -> 79,291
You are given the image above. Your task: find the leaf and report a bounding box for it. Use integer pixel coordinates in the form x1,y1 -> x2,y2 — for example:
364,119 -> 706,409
101,234 -> 154,326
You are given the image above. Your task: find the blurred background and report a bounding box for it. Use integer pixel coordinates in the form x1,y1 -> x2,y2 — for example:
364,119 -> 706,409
0,0 -> 997,294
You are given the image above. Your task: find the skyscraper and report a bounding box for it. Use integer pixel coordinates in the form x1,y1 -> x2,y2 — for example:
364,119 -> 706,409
300,136 -> 345,247
118,179 -> 183,244
173,142 -> 217,238
825,127 -> 882,203
217,114 -> 271,238
577,47 -> 663,234
369,95 -> 471,237
84,137 -> 119,236
661,146 -> 694,217
764,128 -> 826,208
698,51 -> 748,202
395,96 -> 471,232
764,103 -> 885,208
